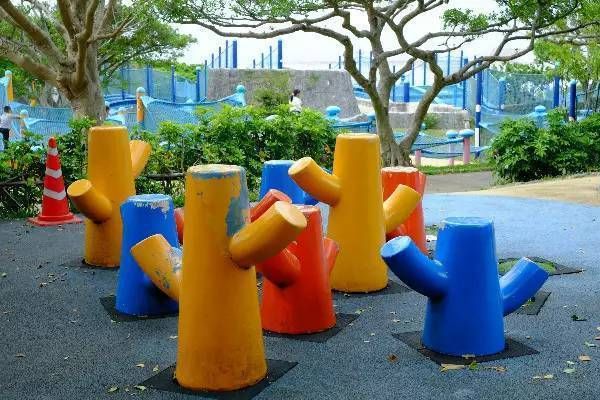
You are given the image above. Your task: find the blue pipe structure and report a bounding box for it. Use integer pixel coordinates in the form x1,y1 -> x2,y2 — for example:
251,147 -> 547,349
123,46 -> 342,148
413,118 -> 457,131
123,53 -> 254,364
338,55 -> 342,69
553,76 -> 560,108
120,67 -> 126,100
569,79 -> 577,121
461,57 -> 468,110
195,66 -> 201,102
225,40 -> 229,68
475,63 -> 483,146
403,79 -> 410,103
392,66 -> 397,102
423,60 -> 427,86
411,63 -> 415,86
381,217 -> 548,356
232,40 -> 238,69
358,49 -> 362,74
446,51 -> 451,75
259,160 -> 317,205
218,46 -> 222,68
170,65 -> 176,103
145,65 -> 153,97
498,77 -> 506,111
277,39 -> 283,69
115,194 -> 180,316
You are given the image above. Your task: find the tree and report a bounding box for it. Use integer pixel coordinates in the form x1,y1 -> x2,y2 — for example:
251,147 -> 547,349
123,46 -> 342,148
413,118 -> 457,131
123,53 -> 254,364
534,1 -> 600,112
0,1 -> 193,121
157,0 -> 597,165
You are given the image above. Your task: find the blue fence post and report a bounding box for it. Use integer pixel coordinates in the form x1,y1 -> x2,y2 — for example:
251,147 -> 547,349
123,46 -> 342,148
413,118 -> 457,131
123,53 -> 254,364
423,60 -> 427,86
462,57 -> 468,110
195,66 -> 201,102
170,65 -> 176,102
253,59 -> 256,69
225,40 -> 229,68
204,60 -> 208,100
338,55 -> 342,69
211,53 -> 214,69
268,45 -> 273,69
568,79 -> 577,121
218,46 -> 222,68
411,63 -> 415,86
391,66 -> 397,102
329,63 -> 332,70
277,39 -> 283,69
446,51 -> 451,75
145,65 -> 154,97
120,66 -> 126,100
475,63 -> 483,146
127,64 -> 131,95
553,76 -> 560,108
232,40 -> 238,69
358,49 -> 362,74
403,77 -> 410,103
498,77 -> 506,111
261,53 -> 265,69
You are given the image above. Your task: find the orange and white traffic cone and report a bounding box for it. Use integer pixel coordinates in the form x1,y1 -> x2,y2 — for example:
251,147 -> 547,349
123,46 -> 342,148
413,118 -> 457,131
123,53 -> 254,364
28,137 -> 81,226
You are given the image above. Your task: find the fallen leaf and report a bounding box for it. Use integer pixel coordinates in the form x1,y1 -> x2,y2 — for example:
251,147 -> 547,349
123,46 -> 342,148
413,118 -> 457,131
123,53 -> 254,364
354,309 -> 362,315
15,353 -> 25,358
484,366 -> 506,373
1,272 -> 7,278
566,361 -> 576,365
571,314 -> 587,321
542,374 -> 554,379
387,354 -> 398,363
579,355 -> 591,362
595,336 -> 600,340
153,365 -> 159,372
440,363 -> 465,372
584,342 -> 597,347
391,319 -> 401,323
169,335 -> 178,340
526,336 -> 532,339
63,356 -> 69,360
107,386 -> 118,393
563,368 -> 576,374
363,340 -> 370,343
468,361 -> 479,370
135,363 -> 145,368
133,385 -> 146,391
370,333 -> 375,336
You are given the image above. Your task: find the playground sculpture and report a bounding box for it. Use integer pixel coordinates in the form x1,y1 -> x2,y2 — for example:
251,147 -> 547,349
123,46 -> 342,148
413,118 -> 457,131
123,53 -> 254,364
116,194 -> 180,316
382,167 -> 427,253
131,164 -> 307,391
381,217 -> 549,356
259,160 -> 317,205
67,126 -> 150,267
289,133 -> 421,293
257,204 -> 339,334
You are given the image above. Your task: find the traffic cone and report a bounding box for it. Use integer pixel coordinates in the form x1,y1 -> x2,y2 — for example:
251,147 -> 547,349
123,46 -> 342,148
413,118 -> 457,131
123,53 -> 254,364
29,137 -> 81,226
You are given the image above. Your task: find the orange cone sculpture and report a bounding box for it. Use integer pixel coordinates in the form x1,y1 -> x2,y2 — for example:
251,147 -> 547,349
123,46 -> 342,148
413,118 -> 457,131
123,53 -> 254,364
28,137 -> 81,226
131,165 -> 307,391
258,205 -> 339,334
382,167 -> 427,253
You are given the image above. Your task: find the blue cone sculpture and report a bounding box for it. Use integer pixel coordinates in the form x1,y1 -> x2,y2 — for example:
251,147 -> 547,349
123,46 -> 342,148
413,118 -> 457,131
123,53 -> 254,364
381,217 -> 549,356
259,160 -> 317,205
115,194 -> 180,316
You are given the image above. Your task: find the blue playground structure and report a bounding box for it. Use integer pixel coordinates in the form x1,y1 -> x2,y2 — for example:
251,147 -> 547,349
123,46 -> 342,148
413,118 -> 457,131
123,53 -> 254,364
116,194 -> 180,316
381,217 -> 549,356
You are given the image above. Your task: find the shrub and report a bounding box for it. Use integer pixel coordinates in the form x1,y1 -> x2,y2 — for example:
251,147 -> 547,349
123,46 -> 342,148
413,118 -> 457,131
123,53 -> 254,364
423,114 -> 439,130
490,110 -> 600,182
252,87 -> 289,111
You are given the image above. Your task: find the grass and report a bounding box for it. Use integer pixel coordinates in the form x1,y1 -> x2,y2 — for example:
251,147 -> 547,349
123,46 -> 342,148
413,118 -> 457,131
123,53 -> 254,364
425,225 -> 439,235
419,162 -> 493,175
498,259 -> 556,275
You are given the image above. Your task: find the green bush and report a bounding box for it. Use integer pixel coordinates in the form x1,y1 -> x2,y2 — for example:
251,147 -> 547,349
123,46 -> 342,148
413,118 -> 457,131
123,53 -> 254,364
423,114 -> 439,130
252,87 -> 289,111
490,110 -> 600,182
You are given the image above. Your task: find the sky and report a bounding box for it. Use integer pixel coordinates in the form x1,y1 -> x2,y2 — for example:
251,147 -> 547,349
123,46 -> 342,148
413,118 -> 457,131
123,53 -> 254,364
174,0 -> 534,70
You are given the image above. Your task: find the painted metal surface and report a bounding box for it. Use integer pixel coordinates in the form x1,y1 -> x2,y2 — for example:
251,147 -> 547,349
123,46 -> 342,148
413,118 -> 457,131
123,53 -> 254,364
289,134 -> 420,293
67,126 -> 150,267
381,217 -> 549,356
116,194 -> 179,315
258,205 -> 338,334
382,167 -> 427,253
259,160 -> 317,205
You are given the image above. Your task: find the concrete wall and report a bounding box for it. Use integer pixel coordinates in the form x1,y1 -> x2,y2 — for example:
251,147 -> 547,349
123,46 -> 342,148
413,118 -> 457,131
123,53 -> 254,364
357,98 -> 470,130
207,69 -> 360,117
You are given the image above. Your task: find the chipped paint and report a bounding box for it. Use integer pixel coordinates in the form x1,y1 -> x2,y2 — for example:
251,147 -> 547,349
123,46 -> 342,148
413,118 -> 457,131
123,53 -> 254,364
226,168 -> 249,237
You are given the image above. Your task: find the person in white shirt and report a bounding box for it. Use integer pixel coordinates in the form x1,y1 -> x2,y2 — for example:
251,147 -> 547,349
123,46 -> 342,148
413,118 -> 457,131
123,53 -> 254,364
0,106 -> 21,150
289,89 -> 302,113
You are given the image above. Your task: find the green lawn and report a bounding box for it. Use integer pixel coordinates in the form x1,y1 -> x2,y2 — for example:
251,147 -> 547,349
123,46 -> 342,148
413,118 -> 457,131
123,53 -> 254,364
498,259 -> 555,275
419,162 -> 492,175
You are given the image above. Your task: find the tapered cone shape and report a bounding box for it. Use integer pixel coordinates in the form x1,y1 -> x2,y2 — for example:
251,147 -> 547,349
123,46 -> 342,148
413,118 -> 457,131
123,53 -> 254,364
29,137 -> 81,226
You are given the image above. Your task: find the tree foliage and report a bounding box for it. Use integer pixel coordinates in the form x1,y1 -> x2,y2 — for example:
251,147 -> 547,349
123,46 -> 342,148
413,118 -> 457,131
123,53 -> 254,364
155,0 -> 597,165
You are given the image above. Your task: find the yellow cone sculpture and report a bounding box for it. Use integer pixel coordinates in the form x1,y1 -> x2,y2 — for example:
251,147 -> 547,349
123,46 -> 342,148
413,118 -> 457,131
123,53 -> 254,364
289,134 -> 420,293
131,165 -> 306,391
67,126 -> 150,267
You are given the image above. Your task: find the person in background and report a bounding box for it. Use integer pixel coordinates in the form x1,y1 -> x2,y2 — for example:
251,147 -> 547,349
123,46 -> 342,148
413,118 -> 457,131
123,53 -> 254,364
0,106 -> 21,150
289,89 -> 302,113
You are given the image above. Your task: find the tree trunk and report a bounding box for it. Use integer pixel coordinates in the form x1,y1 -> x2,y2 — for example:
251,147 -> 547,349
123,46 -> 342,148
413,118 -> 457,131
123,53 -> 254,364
373,103 -> 411,167
69,80 -> 106,123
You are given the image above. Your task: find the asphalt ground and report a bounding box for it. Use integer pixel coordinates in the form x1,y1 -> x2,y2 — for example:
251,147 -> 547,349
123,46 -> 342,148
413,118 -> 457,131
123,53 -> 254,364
1,194 -> 599,399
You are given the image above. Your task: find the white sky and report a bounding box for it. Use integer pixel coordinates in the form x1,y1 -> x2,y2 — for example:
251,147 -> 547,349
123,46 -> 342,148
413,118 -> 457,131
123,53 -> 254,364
174,0 -> 533,70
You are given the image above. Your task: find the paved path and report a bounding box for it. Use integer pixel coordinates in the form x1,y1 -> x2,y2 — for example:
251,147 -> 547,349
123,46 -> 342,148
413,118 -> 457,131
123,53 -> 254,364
0,194 -> 599,399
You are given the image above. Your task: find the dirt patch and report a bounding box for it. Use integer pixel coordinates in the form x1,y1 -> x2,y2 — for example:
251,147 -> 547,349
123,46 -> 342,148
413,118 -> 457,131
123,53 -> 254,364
425,171 -> 494,194
463,174 -> 600,206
